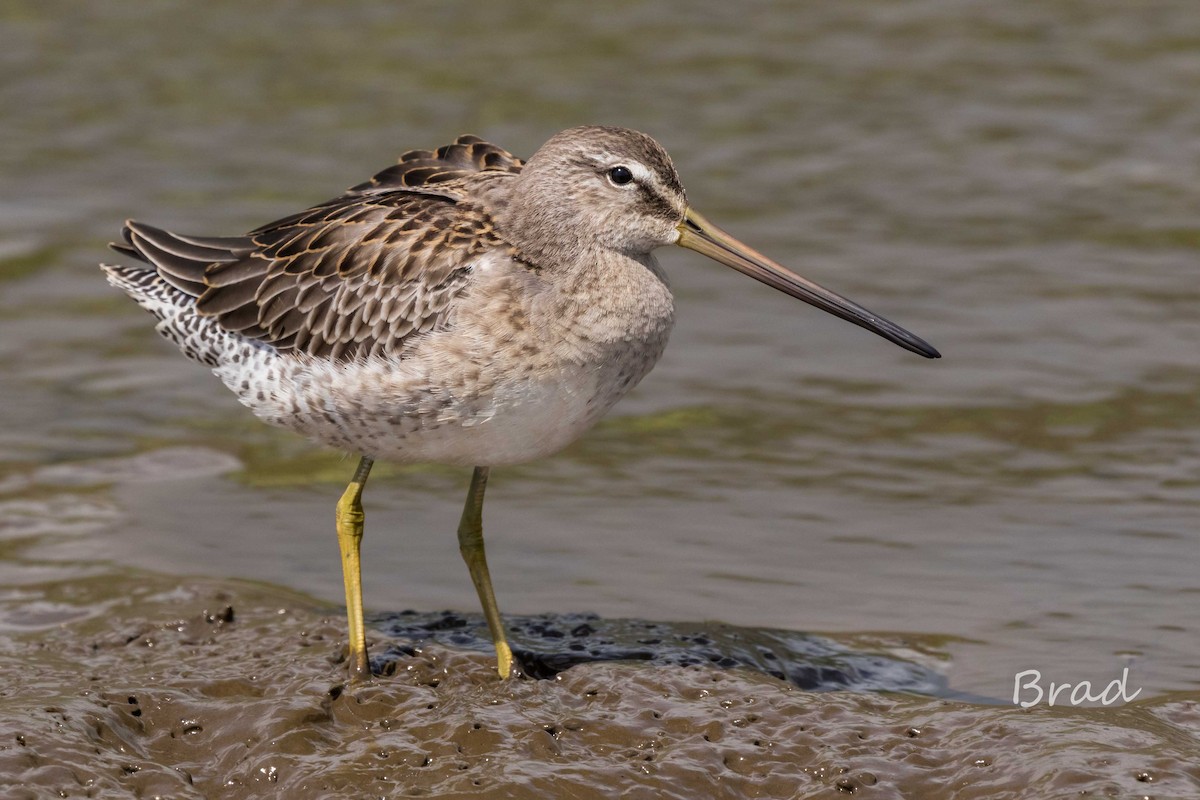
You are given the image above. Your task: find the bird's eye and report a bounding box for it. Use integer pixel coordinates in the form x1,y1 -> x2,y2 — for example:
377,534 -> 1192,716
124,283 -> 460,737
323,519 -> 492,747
607,166 -> 634,186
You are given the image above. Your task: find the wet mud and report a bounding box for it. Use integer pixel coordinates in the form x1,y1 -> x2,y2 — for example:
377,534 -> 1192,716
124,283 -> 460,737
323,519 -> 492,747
1,576 -> 1195,799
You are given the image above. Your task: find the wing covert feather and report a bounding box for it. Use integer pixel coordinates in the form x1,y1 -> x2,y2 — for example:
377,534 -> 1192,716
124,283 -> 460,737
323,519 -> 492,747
114,135 -> 526,361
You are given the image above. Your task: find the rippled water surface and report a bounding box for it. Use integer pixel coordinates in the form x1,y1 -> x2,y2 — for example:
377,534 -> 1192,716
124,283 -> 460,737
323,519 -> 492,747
2,1 -> 1199,796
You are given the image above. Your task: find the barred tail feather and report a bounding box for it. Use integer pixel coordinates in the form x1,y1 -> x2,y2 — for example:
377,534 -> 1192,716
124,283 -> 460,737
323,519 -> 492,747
101,262 -> 231,368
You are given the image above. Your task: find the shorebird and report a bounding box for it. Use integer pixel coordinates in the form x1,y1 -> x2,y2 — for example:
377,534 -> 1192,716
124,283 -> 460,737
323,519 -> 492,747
102,126 -> 939,680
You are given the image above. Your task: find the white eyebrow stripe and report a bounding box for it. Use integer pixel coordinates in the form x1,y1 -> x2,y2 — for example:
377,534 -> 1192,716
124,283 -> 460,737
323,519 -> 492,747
623,162 -> 655,184
588,155 -> 656,186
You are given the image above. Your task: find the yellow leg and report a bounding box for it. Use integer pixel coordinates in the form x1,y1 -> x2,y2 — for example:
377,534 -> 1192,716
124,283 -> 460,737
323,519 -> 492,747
457,466 -> 515,678
335,455 -> 374,681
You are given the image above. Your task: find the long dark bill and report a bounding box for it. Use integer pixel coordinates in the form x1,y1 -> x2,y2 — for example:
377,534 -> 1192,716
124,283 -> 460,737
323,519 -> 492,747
676,208 -> 940,359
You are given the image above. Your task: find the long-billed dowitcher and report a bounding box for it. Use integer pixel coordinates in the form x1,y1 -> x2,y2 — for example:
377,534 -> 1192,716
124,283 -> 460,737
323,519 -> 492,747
102,126 -> 939,680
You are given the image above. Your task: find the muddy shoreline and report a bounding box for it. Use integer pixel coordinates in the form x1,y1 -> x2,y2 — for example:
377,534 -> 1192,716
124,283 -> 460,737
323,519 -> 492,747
2,575 -> 1193,798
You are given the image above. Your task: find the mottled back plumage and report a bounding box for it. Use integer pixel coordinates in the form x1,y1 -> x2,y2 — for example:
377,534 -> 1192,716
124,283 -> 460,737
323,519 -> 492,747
111,135 -> 527,361
348,134 -> 525,194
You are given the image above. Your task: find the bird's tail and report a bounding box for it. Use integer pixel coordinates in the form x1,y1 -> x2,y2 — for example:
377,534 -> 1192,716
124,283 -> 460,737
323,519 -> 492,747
100,261 -> 225,368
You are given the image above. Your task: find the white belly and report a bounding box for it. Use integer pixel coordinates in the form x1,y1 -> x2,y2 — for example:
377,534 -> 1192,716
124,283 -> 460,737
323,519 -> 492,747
218,339 -> 664,467
375,368 -> 606,465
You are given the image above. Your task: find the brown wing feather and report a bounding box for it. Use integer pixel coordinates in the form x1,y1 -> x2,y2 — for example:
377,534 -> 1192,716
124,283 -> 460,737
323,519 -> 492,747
114,135 -> 525,361
348,135 -> 524,194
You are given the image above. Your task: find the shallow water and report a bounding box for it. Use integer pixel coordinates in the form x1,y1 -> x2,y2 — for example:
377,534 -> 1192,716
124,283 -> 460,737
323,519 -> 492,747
3,0 -> 1200,795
